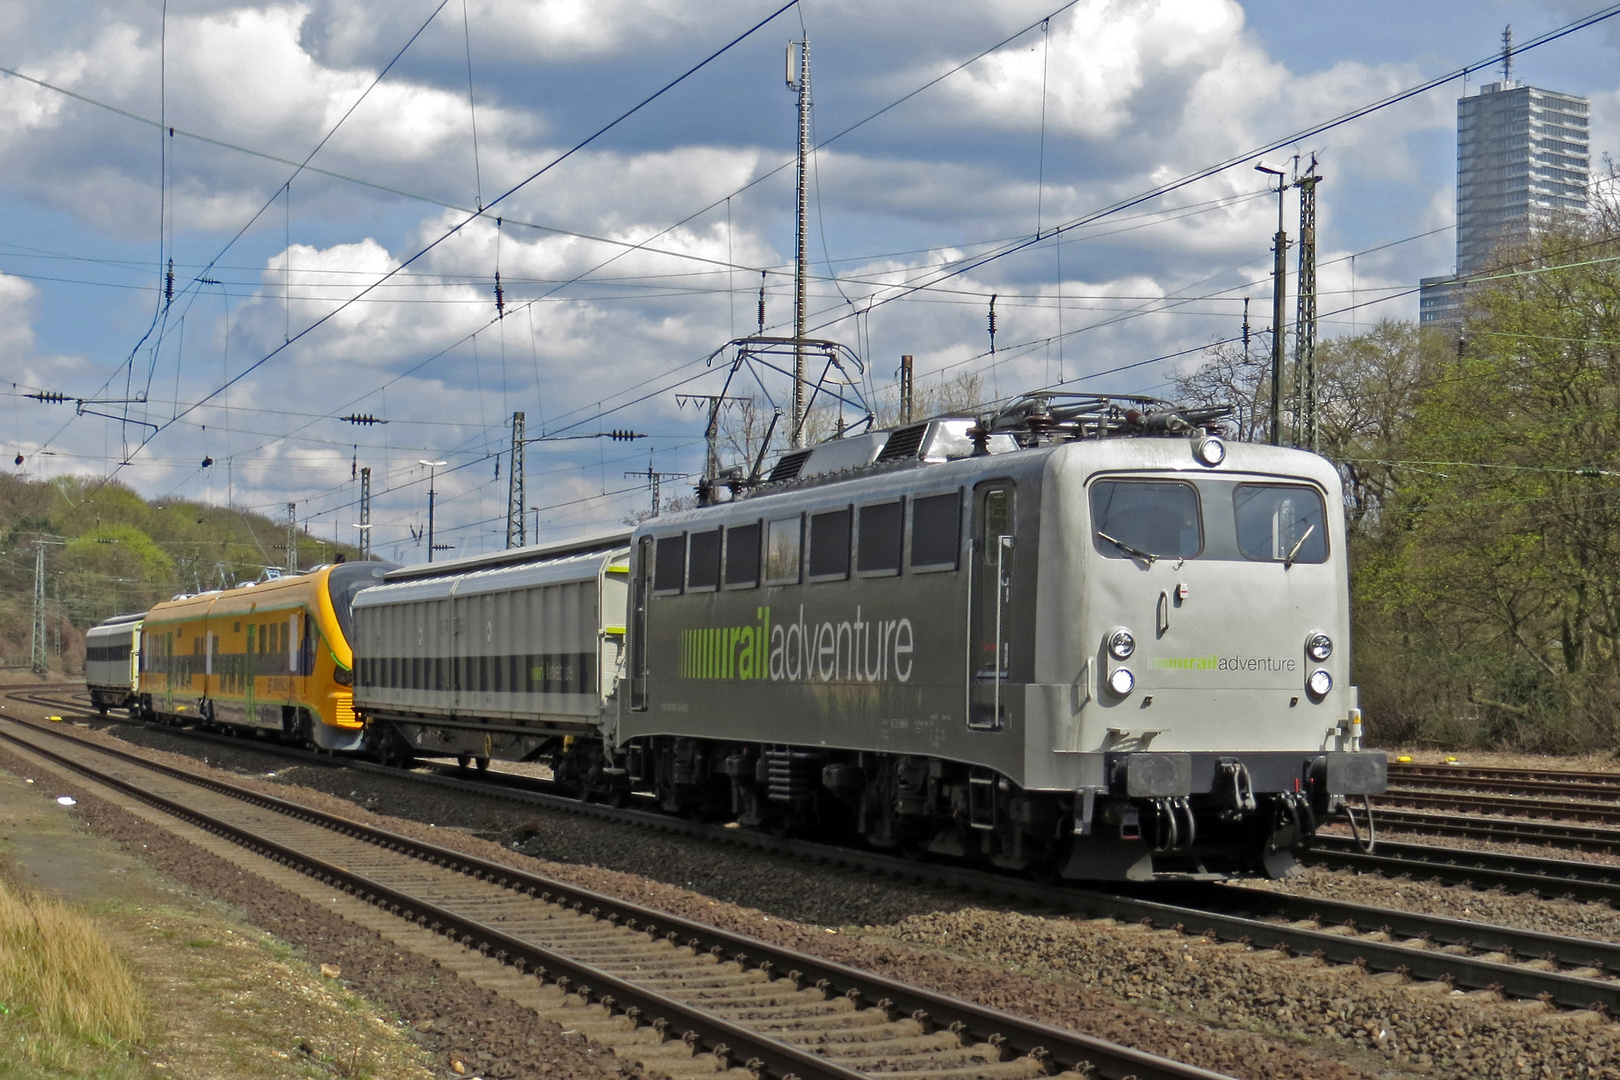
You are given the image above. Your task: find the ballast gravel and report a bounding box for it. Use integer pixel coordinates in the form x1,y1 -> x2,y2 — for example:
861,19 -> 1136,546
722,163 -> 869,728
79,721 -> 1620,1079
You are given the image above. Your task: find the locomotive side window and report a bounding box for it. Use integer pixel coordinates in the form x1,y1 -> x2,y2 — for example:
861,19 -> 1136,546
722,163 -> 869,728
856,500 -> 903,576
765,516 -> 802,584
724,521 -> 762,588
1090,480 -> 1202,560
808,508 -> 853,581
687,529 -> 721,591
1234,484 -> 1327,564
654,534 -> 686,594
910,491 -> 961,571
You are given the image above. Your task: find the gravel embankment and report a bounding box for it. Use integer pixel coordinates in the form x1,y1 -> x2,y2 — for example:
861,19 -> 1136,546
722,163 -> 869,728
63,721 -> 1620,1079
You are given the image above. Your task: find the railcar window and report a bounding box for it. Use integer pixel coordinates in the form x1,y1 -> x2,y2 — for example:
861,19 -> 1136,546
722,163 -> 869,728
857,500 -> 903,575
765,516 -> 802,584
1233,484 -> 1328,564
910,492 -> 961,570
654,535 -> 687,593
725,522 -> 762,587
1090,480 -> 1202,560
688,529 -> 722,590
809,508 -> 853,580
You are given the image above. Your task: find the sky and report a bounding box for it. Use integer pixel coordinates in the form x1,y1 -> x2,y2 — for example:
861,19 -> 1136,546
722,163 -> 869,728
3,0 -> 1618,566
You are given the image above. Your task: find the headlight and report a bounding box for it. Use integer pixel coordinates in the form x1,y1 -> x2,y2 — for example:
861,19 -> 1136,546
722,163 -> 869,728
1107,628 -> 1135,660
1306,632 -> 1333,662
1307,669 -> 1332,697
1194,436 -> 1225,466
1108,667 -> 1135,696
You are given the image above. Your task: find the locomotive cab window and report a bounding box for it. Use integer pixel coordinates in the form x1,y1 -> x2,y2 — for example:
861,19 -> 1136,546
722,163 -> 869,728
909,491 -> 961,571
687,529 -> 721,591
654,534 -> 686,594
808,507 -> 852,581
724,521 -> 761,588
1090,480 -> 1203,561
856,500 -> 903,576
765,516 -> 802,584
1234,484 -> 1328,564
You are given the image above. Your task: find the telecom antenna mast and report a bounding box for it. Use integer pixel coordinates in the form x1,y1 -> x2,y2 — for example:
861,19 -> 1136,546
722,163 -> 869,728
787,38 -> 811,447
506,411 -> 526,548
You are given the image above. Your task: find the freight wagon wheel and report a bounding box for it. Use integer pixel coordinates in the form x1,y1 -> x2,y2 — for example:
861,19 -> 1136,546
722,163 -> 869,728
457,755 -> 472,770
474,756 -> 490,772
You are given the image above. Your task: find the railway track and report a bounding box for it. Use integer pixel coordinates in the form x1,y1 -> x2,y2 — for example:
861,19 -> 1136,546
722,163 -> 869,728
0,709 -> 1233,1080
1361,806 -> 1620,855
1390,761 -> 1620,794
1378,786 -> 1620,825
8,690 -> 1620,1017
1308,836 -> 1620,905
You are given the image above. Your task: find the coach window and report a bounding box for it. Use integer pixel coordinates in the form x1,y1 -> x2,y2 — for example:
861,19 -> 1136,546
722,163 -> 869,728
765,515 -> 802,585
808,507 -> 853,581
856,500 -> 903,576
654,534 -> 687,595
687,529 -> 722,591
1233,484 -> 1327,564
724,521 -> 762,589
909,491 -> 961,572
1090,480 -> 1202,561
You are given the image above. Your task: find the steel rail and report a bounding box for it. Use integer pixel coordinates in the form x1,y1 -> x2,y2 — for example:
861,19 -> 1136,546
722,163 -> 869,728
16,691 -> 1620,1013
1363,807 -> 1620,854
1191,881 -> 1620,972
1388,772 -> 1620,801
1379,788 -> 1620,825
1307,836 -> 1620,904
1390,762 -> 1620,790
0,714 -> 1232,1080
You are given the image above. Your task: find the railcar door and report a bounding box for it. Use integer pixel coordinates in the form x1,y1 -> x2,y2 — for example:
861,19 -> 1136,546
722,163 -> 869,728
968,482 -> 1015,730
629,537 -> 652,711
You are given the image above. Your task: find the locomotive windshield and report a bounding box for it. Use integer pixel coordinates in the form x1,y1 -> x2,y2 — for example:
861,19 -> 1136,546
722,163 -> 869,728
1234,484 -> 1328,564
1090,480 -> 1202,560
326,562 -> 396,642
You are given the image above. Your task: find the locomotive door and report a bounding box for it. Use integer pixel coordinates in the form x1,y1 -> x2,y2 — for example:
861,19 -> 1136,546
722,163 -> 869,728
968,482 -> 1014,730
629,537 -> 652,711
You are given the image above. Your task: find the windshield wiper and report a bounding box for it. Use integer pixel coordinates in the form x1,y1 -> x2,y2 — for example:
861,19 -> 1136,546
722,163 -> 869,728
1283,524 -> 1317,569
1097,530 -> 1160,566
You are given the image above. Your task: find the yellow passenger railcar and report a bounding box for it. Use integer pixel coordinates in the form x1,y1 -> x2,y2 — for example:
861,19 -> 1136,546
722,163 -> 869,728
138,562 -> 392,750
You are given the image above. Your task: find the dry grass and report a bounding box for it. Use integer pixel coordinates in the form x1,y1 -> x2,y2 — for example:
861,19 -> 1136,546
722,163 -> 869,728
0,874 -> 147,1074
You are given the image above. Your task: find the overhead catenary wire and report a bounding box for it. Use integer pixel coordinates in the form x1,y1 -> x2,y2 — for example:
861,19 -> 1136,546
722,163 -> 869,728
60,0 -> 799,498
795,3 -> 1620,338
24,4 -> 1619,544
